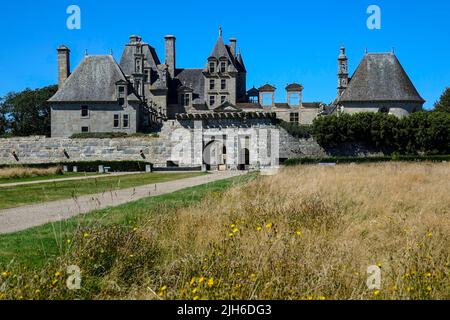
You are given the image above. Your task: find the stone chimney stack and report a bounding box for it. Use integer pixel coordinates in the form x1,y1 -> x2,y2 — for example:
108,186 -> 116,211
57,45 -> 71,89
337,46 -> 348,97
230,38 -> 237,57
165,35 -> 176,79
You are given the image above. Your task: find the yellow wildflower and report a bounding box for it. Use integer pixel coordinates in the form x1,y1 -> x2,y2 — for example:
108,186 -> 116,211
192,288 -> 198,294
66,239 -> 72,245
190,277 -> 196,286
265,223 -> 273,229
83,233 -> 89,238
256,226 -> 262,231
207,278 -> 214,288
427,232 -> 433,238
319,296 -> 326,300
373,290 -> 380,296
160,285 -> 167,291
54,272 -> 62,278
296,231 -> 302,236
199,277 -> 205,284
376,262 -> 382,268
232,228 -> 239,233
1,272 -> 10,278
230,224 -> 236,229
228,233 -> 234,237
193,296 -> 200,301
425,272 -> 432,278
35,289 -> 41,295
426,286 -> 432,292
406,286 -> 414,292
307,296 -> 313,300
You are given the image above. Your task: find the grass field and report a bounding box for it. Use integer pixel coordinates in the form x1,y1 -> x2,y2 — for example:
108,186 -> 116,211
0,172 -> 204,210
0,163 -> 449,300
0,172 -> 99,184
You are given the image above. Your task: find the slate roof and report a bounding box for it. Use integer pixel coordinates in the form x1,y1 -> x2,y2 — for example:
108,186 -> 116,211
338,53 -> 425,103
209,36 -> 240,72
119,43 -> 161,76
172,68 -> 205,104
49,55 -> 128,103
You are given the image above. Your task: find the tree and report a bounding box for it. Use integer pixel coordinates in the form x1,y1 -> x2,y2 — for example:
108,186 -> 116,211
434,87 -> 450,112
0,85 -> 58,136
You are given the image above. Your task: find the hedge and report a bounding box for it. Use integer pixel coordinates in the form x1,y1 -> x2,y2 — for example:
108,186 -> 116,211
0,161 -> 151,172
284,154 -> 450,166
312,112 -> 450,154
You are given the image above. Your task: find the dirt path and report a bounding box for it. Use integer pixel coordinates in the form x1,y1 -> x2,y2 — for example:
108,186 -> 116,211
0,171 -> 245,234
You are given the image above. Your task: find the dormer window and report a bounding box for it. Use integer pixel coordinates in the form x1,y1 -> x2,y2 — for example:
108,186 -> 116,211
210,79 -> 215,90
209,61 -> 215,73
81,105 -> 89,118
144,69 -> 150,83
118,86 -> 125,94
220,61 -> 227,73
183,93 -> 191,107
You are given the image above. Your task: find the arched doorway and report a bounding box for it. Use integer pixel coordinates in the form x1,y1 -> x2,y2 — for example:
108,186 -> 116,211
203,138 -> 226,171
238,148 -> 250,171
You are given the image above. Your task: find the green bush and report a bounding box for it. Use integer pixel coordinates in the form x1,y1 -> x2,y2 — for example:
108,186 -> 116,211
0,161 -> 151,172
276,120 -> 313,139
312,112 -> 450,154
284,154 -> 450,166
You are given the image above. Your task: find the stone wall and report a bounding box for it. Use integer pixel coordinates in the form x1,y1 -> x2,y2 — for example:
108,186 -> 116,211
0,119 -> 338,168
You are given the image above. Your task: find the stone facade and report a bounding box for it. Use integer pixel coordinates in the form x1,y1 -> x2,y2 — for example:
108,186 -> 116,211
0,120 -> 327,167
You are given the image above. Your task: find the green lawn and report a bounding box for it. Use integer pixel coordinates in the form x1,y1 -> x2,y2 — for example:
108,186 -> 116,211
0,172 -> 204,210
0,174 -> 253,268
0,172 -> 100,184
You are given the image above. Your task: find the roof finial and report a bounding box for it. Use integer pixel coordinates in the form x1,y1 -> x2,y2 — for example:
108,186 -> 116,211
85,49 -> 88,56
110,48 -> 113,55
219,26 -> 223,37
392,47 -> 395,54
365,48 -> 368,54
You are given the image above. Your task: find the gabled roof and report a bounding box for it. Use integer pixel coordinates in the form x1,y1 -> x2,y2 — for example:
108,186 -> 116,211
49,55 -> 127,102
172,68 -> 205,104
214,102 -> 242,112
286,83 -> 304,92
338,53 -> 425,103
208,35 -> 239,72
259,84 -> 276,92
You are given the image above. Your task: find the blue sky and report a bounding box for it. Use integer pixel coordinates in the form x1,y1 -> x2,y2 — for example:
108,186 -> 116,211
0,0 -> 449,109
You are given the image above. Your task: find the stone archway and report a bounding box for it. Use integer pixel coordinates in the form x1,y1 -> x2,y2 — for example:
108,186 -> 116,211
203,138 -> 226,171
238,148 -> 250,171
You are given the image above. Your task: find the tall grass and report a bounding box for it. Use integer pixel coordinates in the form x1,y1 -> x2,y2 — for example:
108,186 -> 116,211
0,167 -> 63,180
1,163 -> 449,300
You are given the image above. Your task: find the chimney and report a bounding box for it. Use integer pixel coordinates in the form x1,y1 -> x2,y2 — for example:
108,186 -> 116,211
229,38 -> 237,57
57,45 -> 70,89
165,35 -> 176,79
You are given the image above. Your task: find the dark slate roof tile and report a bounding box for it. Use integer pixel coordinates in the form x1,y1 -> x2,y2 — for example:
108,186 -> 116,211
338,53 -> 425,103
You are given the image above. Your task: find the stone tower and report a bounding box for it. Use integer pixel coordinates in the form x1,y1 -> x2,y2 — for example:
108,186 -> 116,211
57,45 -> 71,89
337,46 -> 348,97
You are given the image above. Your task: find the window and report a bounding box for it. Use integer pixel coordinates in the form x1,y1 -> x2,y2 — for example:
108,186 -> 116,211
209,95 -> 215,106
114,114 -> 120,128
209,79 -> 215,90
135,59 -> 141,73
118,86 -> 125,94
81,126 -> 89,133
118,98 -> 125,105
144,69 -> 150,83
249,96 -> 258,104
221,79 -> 226,90
221,96 -> 226,104
123,114 -> 129,128
220,61 -> 226,73
290,113 -> 299,123
183,93 -> 190,107
289,93 -> 301,106
209,62 -> 215,73
81,105 -> 89,118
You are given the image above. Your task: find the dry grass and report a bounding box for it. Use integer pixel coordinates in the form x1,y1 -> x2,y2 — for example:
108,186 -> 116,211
1,162 -> 449,300
0,167 -> 63,180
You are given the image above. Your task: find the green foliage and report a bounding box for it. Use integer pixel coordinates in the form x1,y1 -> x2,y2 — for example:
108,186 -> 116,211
0,161 -> 151,172
284,154 -> 450,166
434,87 -> 450,113
276,120 -> 313,139
0,85 -> 58,137
70,132 -> 159,139
312,112 -> 450,154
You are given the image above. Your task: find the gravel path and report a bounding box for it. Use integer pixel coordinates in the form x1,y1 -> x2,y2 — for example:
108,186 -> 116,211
0,171 -> 244,234
0,172 -> 140,188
